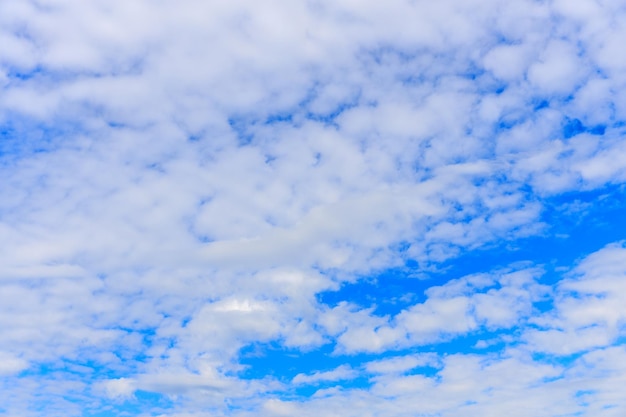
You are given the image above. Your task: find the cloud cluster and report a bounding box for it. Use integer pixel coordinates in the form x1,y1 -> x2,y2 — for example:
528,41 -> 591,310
1,0 -> 626,416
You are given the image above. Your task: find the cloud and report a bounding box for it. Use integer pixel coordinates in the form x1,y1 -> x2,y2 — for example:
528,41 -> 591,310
99,378 -> 136,399
525,242 -> 626,355
364,354 -> 437,375
323,268 -> 547,353
292,365 -> 356,385
1,0 -> 626,416
0,352 -> 29,376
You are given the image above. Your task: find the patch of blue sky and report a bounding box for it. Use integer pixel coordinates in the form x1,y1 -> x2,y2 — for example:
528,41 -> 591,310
562,118 -> 606,139
317,267 -> 430,315
574,389 -> 595,399
533,99 -> 550,111
238,342 -> 346,382
316,182 -> 626,317
5,64 -> 45,81
530,351 -> 588,369
263,112 -> 293,125
0,115 -> 93,163
291,376 -> 372,398
0,117 -> 54,159
238,327 -> 514,386
433,184 -> 626,283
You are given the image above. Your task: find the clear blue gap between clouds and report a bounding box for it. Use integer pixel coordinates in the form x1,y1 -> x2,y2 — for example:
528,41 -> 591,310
236,183 -> 626,387
238,329 -> 511,392
319,183 -> 626,316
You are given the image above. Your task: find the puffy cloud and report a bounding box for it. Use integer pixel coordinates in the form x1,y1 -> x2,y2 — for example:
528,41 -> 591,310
526,242 -> 626,355
0,352 -> 29,376
1,0 -> 626,416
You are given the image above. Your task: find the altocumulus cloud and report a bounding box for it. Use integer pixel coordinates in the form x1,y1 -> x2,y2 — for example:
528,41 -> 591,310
1,0 -> 626,416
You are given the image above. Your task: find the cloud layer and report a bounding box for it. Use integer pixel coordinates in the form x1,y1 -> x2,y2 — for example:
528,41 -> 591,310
1,0 -> 626,416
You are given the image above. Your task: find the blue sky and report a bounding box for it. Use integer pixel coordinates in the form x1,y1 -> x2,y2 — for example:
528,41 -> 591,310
1,0 -> 626,416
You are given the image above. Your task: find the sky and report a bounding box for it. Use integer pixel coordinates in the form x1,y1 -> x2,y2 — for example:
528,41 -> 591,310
1,0 -> 626,416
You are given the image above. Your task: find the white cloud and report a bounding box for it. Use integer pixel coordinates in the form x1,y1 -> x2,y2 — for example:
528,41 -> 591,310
325,268 -> 546,353
100,377 -> 136,399
292,365 -> 356,385
527,40 -> 587,95
483,43 -> 533,82
526,242 -> 626,355
365,354 -> 437,375
1,0 -> 626,415
0,352 -> 29,376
